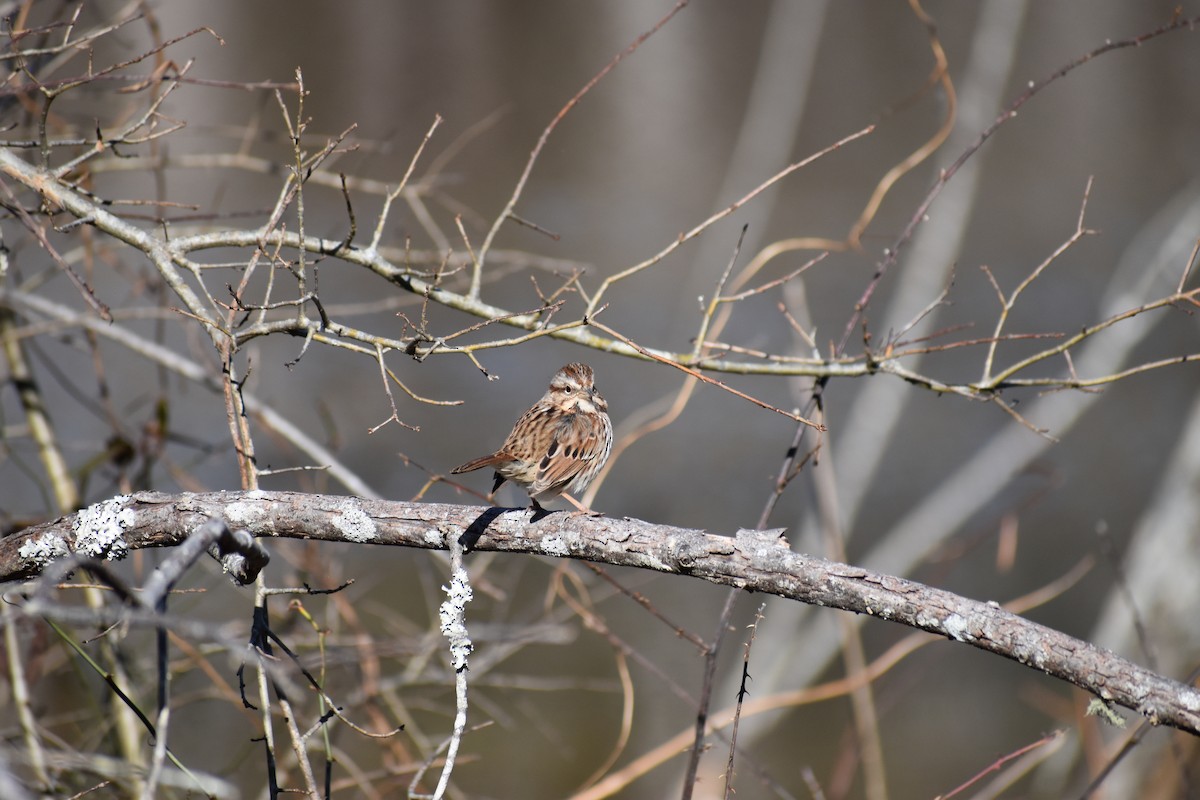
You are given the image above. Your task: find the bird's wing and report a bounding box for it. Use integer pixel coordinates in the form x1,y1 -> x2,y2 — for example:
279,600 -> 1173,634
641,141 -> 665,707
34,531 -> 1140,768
529,414 -> 604,494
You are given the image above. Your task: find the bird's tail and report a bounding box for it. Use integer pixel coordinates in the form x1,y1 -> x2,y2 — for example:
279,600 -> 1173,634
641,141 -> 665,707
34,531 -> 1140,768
450,454 -> 507,474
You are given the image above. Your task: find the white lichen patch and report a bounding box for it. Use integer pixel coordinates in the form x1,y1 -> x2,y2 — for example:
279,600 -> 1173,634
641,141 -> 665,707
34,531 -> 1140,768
634,553 -> 670,571
223,499 -> 268,529
329,500 -> 377,543
943,613 -> 973,642
72,496 -> 134,561
424,529 -> 445,546
18,533 -> 70,566
440,566 -> 474,671
540,535 -> 568,556
1183,688 -> 1200,712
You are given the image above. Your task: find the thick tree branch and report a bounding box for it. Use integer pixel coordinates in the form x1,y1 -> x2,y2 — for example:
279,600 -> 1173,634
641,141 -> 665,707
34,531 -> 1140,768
4,490 -> 1199,737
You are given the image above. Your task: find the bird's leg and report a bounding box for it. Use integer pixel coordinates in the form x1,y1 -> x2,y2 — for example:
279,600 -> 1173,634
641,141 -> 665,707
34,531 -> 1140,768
562,492 -> 603,517
527,495 -> 555,522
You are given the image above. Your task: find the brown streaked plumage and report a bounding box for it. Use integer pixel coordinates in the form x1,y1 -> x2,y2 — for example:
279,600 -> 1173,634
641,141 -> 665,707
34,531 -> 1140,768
451,362 -> 612,512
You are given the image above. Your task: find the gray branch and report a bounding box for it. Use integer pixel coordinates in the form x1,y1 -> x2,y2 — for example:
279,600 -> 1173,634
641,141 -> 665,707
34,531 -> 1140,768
4,490 -> 1199,737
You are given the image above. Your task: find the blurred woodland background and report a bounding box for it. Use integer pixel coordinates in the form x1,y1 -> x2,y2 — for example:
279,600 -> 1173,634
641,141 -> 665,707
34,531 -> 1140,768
2,0 -> 1200,798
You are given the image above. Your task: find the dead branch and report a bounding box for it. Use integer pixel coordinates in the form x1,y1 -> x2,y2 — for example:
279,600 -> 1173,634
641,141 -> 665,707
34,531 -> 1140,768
5,490 -> 1199,738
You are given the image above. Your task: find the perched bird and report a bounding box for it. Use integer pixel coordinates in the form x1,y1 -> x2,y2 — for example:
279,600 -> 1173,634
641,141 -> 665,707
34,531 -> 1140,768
451,362 -> 612,513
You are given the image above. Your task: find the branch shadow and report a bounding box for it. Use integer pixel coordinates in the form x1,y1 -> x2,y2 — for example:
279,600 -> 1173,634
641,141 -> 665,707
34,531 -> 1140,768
459,500 -> 561,550
459,506 -> 517,550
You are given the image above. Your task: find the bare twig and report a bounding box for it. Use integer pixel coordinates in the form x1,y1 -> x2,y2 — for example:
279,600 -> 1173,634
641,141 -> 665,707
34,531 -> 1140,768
723,603 -> 766,799
837,13 -> 1200,355
369,114 -> 442,252
586,124 -> 874,318
981,177 -> 1096,383
476,0 -> 693,272
587,319 -> 824,428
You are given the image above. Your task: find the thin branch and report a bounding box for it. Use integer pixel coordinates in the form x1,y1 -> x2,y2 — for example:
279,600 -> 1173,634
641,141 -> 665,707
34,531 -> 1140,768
587,319 -> 824,429
1176,237 -> 1200,292
723,603 -> 766,800
691,224 -> 749,363
476,0 -> 692,271
937,730 -> 1065,799
980,177 -> 1096,383
368,114 -> 442,252
681,588 -> 738,800
585,124 -> 874,318
845,0 -> 956,250
837,12 -> 1200,355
